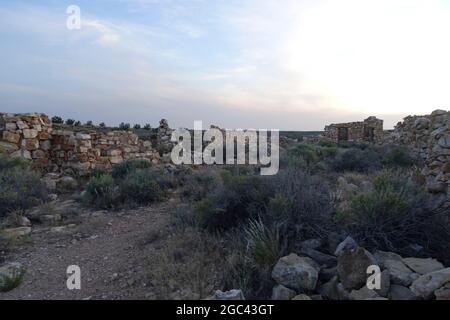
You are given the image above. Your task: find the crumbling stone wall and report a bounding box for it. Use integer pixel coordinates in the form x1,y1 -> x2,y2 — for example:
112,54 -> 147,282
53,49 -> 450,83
50,130 -> 159,175
389,110 -> 450,193
0,113 -> 52,169
324,116 -> 384,143
0,113 -> 160,176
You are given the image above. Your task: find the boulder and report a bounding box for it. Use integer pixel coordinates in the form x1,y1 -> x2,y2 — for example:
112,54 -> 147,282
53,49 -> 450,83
383,259 -> 415,286
319,276 -> 350,300
349,286 -> 380,300
272,284 -> 296,300
0,262 -> 25,292
337,247 -> 376,290
389,285 -> 418,300
215,289 -> 245,300
272,253 -> 319,291
402,257 -> 444,275
299,247 -> 337,267
334,236 -> 358,256
375,269 -> 391,298
319,266 -> 337,282
291,294 -> 311,300
434,283 -> 450,300
373,250 -> 402,268
410,268 -> 450,299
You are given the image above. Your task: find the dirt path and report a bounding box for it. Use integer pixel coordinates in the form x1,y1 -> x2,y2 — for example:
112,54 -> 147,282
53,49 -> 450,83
0,202 -> 185,300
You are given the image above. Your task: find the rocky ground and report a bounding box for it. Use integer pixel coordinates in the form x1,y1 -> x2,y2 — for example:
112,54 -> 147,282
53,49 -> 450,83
0,198 -> 216,300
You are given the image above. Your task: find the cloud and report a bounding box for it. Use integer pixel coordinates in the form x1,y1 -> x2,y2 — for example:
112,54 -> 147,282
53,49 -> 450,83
82,20 -> 121,46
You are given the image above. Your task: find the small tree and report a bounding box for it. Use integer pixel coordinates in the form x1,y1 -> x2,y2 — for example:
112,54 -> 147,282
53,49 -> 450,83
51,116 -> 63,124
65,119 -> 75,125
144,124 -> 151,130
99,122 -> 106,128
74,121 -> 81,126
133,124 -> 141,129
86,120 -> 93,127
119,122 -> 131,130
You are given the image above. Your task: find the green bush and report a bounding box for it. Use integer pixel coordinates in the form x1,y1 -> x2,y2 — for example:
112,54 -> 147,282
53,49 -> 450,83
0,154 -> 29,171
120,169 -> 164,205
244,219 -> 283,269
330,148 -> 381,172
111,159 -> 152,179
194,173 -> 270,231
380,144 -> 415,167
263,169 -> 334,245
0,167 -> 48,217
181,170 -> 218,201
82,174 -> 117,209
335,171 -> 450,258
288,144 -> 319,166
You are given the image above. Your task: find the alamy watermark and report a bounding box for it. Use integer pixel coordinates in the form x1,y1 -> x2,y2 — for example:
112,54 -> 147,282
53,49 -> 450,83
171,121 -> 279,175
66,5 -> 81,30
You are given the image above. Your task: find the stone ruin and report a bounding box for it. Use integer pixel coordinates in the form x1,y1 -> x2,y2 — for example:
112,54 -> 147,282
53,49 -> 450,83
388,110 -> 450,194
0,112 -> 161,176
324,116 -> 384,143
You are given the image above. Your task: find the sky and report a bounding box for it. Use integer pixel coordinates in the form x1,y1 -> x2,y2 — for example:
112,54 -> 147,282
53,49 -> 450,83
1,0 -> 450,130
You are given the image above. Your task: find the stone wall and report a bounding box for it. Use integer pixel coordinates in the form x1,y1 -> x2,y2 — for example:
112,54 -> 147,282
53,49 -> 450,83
50,130 -> 159,175
388,110 -> 450,193
324,116 -> 384,143
0,113 -> 52,169
0,113 -> 160,176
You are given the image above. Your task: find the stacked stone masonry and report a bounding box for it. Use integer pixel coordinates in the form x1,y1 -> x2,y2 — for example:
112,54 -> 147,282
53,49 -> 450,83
389,110 -> 450,194
0,113 -> 160,176
324,116 -> 384,143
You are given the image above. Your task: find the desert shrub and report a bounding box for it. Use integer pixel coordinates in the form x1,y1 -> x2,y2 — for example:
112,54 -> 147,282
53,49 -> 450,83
244,218 -> 284,269
330,148 -> 381,172
318,140 -> 338,148
335,170 -> 450,259
194,173 -> 270,231
338,141 -> 371,149
0,167 -> 48,217
181,170 -> 218,201
90,168 -> 107,179
263,169 -> 334,245
0,265 -> 26,292
0,154 -> 29,171
119,169 -> 164,205
111,159 -> 152,180
82,174 -> 117,209
220,229 -> 274,299
288,144 -> 319,166
380,144 -> 416,167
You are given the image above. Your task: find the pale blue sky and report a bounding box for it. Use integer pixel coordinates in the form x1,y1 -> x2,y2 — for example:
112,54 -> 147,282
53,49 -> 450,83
1,0 -> 450,129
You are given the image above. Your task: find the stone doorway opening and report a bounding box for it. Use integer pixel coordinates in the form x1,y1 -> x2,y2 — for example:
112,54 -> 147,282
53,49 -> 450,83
364,126 -> 375,142
337,127 -> 349,141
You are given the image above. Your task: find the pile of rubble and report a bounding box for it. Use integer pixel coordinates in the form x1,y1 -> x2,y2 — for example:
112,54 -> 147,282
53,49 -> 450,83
269,236 -> 449,300
389,109 -> 450,193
